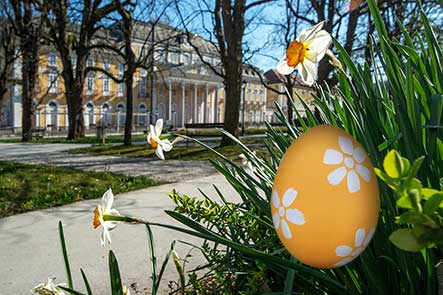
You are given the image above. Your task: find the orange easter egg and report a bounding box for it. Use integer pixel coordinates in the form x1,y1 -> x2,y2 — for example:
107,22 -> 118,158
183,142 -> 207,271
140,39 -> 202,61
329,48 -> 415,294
271,125 -> 379,268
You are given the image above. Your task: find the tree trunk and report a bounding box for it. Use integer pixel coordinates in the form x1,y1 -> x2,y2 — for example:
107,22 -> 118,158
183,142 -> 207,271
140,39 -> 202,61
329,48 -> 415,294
21,62 -> 33,141
124,75 -> 133,145
21,46 -> 38,142
220,67 -> 241,146
66,87 -> 85,140
285,78 -> 294,124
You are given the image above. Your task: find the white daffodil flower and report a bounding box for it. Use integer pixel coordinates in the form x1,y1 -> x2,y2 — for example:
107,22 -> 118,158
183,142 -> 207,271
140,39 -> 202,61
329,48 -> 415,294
239,151 -> 256,171
276,21 -> 332,86
334,227 -> 375,267
32,278 -> 66,295
93,188 -> 121,246
147,119 -> 173,160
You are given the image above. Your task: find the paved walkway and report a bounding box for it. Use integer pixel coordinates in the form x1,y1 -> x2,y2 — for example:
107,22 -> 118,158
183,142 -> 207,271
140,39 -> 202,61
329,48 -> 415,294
0,143 -> 217,182
0,174 -> 239,294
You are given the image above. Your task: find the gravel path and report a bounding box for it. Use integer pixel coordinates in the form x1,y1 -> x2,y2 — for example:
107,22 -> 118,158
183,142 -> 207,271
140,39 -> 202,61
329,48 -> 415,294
0,143 -> 217,182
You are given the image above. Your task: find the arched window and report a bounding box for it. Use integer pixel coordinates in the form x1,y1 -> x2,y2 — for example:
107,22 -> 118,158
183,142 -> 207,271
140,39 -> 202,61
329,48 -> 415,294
84,102 -> 95,128
33,99 -> 40,128
101,103 -> 111,126
46,100 -> 58,128
157,103 -> 164,120
116,103 -> 125,127
138,103 -> 147,126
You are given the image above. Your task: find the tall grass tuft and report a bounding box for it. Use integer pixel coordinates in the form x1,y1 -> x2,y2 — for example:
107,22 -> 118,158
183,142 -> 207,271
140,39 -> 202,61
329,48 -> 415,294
166,0 -> 443,294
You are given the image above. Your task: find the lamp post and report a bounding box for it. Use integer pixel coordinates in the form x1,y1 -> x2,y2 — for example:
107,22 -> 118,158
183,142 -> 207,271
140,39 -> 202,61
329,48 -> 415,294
241,80 -> 247,136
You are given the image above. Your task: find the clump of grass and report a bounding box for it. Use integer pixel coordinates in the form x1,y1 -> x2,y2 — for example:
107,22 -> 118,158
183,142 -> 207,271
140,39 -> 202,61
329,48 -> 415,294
0,161 -> 161,217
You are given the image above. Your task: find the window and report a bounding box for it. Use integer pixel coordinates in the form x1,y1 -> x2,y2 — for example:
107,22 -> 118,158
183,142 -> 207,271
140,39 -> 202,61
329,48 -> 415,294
13,60 -> 21,79
12,84 -> 19,97
103,59 -> 110,71
86,77 -> 94,95
118,83 -> 124,96
140,78 -> 146,97
138,104 -> 147,126
118,63 -> 124,77
101,103 -> 111,126
103,78 -> 110,96
140,68 -> 147,77
71,55 -> 77,71
48,73 -> 58,93
169,51 -> 180,64
182,54 -> 190,65
87,57 -> 94,68
48,52 -> 57,67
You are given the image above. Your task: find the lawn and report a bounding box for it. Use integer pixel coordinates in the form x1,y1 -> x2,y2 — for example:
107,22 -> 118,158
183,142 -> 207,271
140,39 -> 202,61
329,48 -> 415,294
67,142 -> 268,161
0,161 -> 162,217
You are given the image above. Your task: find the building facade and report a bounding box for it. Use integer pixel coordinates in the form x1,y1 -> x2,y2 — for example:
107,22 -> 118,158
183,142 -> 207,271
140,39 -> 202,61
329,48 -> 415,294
0,22 -> 309,133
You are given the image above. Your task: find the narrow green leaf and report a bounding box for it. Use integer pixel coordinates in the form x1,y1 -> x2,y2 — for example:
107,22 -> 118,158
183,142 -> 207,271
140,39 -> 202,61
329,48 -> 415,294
59,286 -> 86,295
109,250 -> 123,295
389,229 -> 424,252
58,221 -> 73,289
80,269 -> 93,295
283,257 -> 296,295
145,224 -> 158,295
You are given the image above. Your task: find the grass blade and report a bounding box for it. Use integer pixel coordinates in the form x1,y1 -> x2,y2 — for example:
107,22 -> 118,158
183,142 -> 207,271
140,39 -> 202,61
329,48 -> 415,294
109,250 -> 123,295
58,221 -> 73,289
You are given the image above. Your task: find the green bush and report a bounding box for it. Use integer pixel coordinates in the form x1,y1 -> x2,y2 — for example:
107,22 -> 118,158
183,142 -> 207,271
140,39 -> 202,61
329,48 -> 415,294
164,1 -> 443,294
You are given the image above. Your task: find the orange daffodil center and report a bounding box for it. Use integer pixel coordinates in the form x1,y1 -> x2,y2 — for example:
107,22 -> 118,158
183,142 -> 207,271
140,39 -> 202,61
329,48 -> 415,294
92,188 -> 121,246
276,21 -> 332,86
286,40 -> 306,67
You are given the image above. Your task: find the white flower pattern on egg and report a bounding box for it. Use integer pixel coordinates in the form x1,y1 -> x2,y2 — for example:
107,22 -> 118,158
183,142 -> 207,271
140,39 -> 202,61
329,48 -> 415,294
271,188 -> 305,239
334,227 -> 375,267
323,136 -> 371,193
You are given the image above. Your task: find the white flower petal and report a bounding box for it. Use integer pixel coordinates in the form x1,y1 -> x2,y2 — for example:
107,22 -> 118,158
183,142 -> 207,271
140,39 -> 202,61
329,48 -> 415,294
355,228 -> 365,247
298,21 -> 325,43
298,59 -> 317,86
272,213 -> 280,229
323,149 -> 343,165
281,219 -> 292,239
353,146 -> 366,163
282,188 -> 298,207
147,133 -> 152,144
335,245 -> 353,257
276,57 -> 295,75
155,146 -> 165,160
339,136 -> 354,154
160,139 -> 173,152
305,30 -> 332,62
363,228 -> 376,247
356,164 -> 371,182
101,227 -> 111,246
155,118 -> 163,135
334,257 -> 353,267
271,191 -> 280,208
327,167 -> 347,185
108,208 -> 120,216
101,188 -> 114,213
347,170 -> 360,193
286,208 -> 305,225
149,124 -> 156,138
